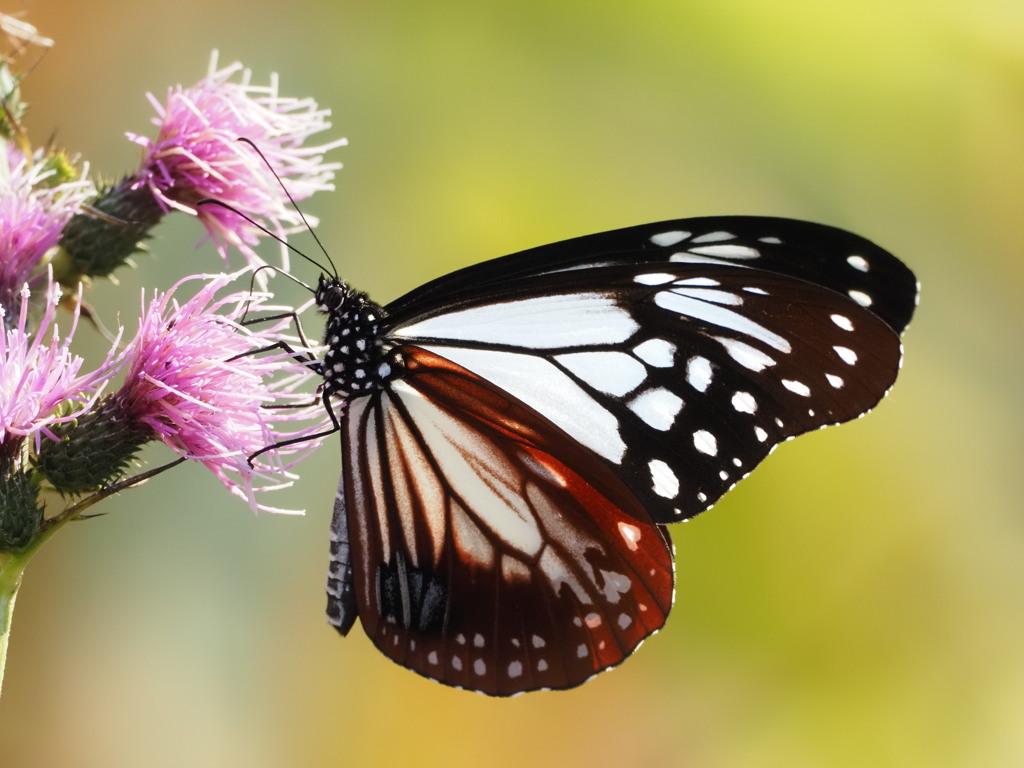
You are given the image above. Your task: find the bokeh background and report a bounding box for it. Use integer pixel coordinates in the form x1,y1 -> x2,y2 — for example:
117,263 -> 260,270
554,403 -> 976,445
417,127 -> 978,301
2,1 -> 1021,766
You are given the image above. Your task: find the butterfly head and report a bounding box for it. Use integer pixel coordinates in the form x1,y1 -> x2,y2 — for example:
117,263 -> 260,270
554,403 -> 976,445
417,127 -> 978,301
315,275 -> 390,400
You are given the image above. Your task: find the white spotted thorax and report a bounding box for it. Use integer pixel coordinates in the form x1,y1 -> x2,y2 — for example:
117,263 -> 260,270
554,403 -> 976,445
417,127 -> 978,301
315,275 -> 390,401
317,216 -> 918,696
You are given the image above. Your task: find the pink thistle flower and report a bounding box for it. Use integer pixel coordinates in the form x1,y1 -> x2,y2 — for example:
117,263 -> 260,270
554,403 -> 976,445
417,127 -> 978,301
127,51 -> 345,270
0,143 -> 95,310
0,268 -> 121,457
113,270 -> 328,514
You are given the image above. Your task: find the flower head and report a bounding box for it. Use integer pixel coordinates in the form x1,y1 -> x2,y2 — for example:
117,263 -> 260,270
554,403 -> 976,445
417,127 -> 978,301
112,270 -> 328,513
0,142 -> 95,310
128,51 -> 345,270
0,268 -> 120,456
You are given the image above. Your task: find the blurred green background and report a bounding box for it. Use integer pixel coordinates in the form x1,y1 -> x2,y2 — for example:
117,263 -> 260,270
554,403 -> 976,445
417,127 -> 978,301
2,1 -> 1021,766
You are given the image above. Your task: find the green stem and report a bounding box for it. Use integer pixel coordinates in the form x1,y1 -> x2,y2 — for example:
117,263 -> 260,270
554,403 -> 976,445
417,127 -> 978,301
0,548 -> 30,702
0,457 -> 186,702
0,515 -> 68,703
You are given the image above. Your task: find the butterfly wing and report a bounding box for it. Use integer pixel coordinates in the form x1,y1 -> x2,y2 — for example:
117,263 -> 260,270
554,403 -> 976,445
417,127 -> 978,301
335,345 -> 674,695
386,216 -> 919,336
387,260 -> 906,524
322,217 -> 918,693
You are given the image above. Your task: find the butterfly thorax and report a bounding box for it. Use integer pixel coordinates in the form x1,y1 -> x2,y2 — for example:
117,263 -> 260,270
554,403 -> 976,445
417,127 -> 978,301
316,276 -> 390,400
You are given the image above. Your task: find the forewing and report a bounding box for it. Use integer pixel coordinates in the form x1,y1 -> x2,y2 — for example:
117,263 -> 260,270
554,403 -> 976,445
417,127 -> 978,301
386,216 -> 918,336
341,346 -> 674,695
389,263 -> 905,523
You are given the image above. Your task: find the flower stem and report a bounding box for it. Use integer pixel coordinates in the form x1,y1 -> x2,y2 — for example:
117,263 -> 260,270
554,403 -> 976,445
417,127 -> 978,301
0,458 -> 186,701
0,548 -> 31,702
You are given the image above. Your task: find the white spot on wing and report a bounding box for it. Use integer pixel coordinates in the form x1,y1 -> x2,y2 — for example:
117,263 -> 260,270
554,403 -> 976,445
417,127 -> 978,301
686,356 -> 714,392
634,272 -> 677,285
693,429 -> 718,456
755,426 -> 768,442
715,337 -> 777,372
600,570 -> 632,603
673,277 -> 721,287
847,254 -> 869,272
650,230 -> 690,247
731,391 -> 757,413
670,253 -> 733,266
539,541 -> 595,607
633,338 -> 676,368
691,231 -> 735,243
834,345 -> 858,365
618,521 -> 642,552
848,289 -> 872,307
649,459 -> 679,499
556,350 -> 647,396
688,244 -> 760,259
782,379 -> 812,397
628,387 -> 684,431
830,313 -> 854,331
826,373 -> 845,388
669,284 -> 744,306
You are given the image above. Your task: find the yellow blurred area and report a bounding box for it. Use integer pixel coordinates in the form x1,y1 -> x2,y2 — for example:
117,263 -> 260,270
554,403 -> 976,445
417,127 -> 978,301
2,1 -> 1021,766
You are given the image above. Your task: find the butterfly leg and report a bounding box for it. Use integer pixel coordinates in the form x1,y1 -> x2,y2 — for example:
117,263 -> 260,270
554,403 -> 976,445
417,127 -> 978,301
233,308 -> 322,373
231,308 -> 344,465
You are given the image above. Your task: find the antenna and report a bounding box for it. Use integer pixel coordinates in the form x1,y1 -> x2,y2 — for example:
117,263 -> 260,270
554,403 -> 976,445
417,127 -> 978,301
236,136 -> 339,277
196,198 -> 336,279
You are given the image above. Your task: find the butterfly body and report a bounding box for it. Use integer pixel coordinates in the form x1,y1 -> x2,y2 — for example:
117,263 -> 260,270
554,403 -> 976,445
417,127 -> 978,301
316,277 -> 390,400
316,216 -> 918,695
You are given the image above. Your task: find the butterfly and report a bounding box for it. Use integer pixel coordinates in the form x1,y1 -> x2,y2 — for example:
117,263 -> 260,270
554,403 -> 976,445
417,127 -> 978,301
312,215 -> 918,696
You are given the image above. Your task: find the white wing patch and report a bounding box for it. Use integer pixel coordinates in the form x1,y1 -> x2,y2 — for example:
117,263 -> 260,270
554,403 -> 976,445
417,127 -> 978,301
687,244 -> 761,259
633,338 -> 676,368
686,356 -> 714,392
653,286 -> 791,352
691,231 -> 737,243
648,459 -> 679,499
378,397 -> 448,565
388,380 -> 546,559
395,293 -> 639,348
649,230 -> 690,246
715,336 -> 777,372
556,350 -> 647,396
418,345 -> 628,464
627,387 -> 684,431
